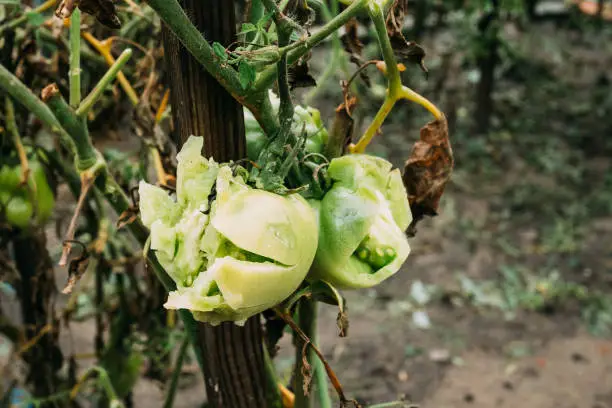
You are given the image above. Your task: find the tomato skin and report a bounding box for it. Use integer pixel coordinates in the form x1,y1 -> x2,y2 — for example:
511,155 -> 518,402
0,160 -> 55,229
308,154 -> 413,289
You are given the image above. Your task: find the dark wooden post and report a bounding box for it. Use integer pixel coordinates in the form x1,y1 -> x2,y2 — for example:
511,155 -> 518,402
161,2 -> 271,407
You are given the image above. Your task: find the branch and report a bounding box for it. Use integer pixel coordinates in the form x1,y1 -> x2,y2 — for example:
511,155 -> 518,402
0,63 -> 72,147
76,48 -> 133,118
69,9 -> 81,107
41,84 -> 99,171
350,3 -> 443,153
263,0 -> 294,133
275,307 -> 360,407
5,96 -> 30,184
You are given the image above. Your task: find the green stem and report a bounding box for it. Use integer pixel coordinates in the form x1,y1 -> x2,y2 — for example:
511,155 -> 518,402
369,3 -> 401,96
76,49 -> 134,118
294,299 -> 317,408
0,63 -> 72,146
263,344 -> 283,408
69,9 -> 81,108
42,84 -> 98,171
162,337 -> 189,408
269,4 -> 294,134
313,302 -> 332,408
146,0 -> 244,98
253,0 -> 368,92
350,2 -> 442,153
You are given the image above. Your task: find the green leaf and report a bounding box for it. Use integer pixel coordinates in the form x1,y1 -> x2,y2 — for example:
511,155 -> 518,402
0,0 -> 20,5
240,22 -> 257,34
212,42 -> 227,61
25,11 -> 45,27
238,61 -> 256,90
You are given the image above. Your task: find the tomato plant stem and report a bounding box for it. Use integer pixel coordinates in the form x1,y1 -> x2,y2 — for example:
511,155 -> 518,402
69,9 -> 81,108
350,2 -> 443,153
162,337 -> 189,408
5,96 -> 30,184
81,33 -> 140,106
76,49 -> 133,118
0,64 -> 71,145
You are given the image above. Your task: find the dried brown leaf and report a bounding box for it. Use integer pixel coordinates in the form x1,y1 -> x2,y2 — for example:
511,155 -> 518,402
56,0 -> 121,29
325,97 -> 356,159
288,58 -> 317,90
62,242 -> 90,294
391,39 -> 428,76
403,116 -> 453,236
301,341 -> 312,396
386,0 -> 407,39
385,0 -> 428,76
285,0 -> 315,29
116,208 -> 139,230
337,310 -> 349,338
340,19 -> 371,86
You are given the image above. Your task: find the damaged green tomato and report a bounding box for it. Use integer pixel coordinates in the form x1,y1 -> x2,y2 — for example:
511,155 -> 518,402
244,91 -> 328,161
139,136 -> 319,325
309,154 -> 412,289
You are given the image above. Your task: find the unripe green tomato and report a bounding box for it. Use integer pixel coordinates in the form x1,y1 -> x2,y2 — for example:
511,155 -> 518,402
0,160 -> 55,228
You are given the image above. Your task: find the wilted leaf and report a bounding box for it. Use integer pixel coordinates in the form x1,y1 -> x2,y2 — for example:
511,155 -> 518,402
116,207 -> 138,230
403,116 -> 453,236
56,0 -> 121,29
263,310 -> 286,358
391,39 -> 428,76
62,242 -> 90,294
325,97 -> 356,159
300,341 -> 313,395
311,281 -> 349,337
288,58 -> 316,90
285,0 -> 315,30
384,0 -> 428,75
340,19 -> 371,87
386,0 -> 407,38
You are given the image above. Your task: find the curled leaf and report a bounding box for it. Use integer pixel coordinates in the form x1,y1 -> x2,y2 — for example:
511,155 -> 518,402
325,98 -> 356,159
340,18 -> 370,87
56,0 -> 121,29
116,207 -> 138,230
288,57 -> 317,90
391,40 -> 428,76
62,241 -> 90,294
402,116 -> 453,235
384,0 -> 428,75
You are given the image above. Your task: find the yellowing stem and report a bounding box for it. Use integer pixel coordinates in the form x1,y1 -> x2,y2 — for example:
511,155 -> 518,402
350,1 -> 444,154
